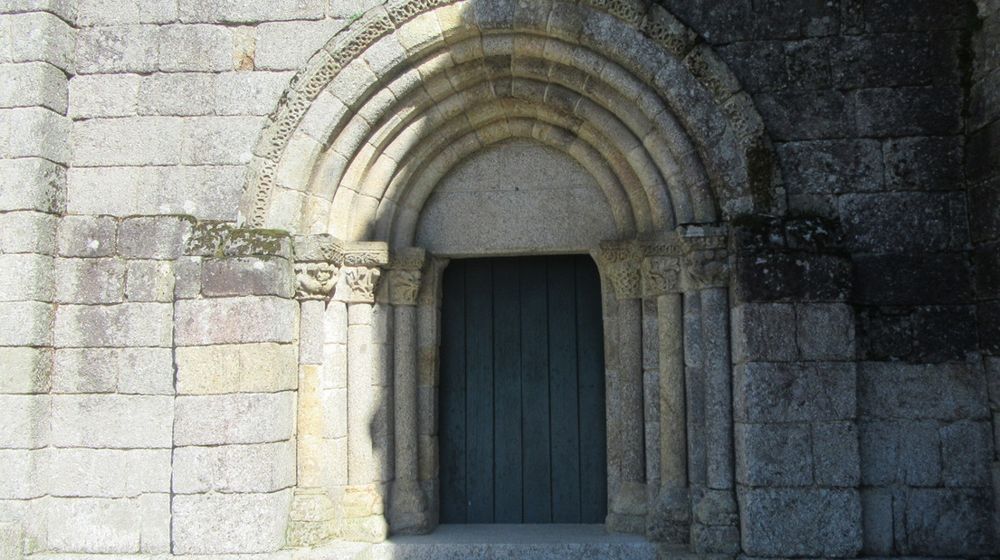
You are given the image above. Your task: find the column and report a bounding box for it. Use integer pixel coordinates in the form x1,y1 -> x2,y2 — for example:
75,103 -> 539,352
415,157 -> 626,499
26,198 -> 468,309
387,248 -> 428,533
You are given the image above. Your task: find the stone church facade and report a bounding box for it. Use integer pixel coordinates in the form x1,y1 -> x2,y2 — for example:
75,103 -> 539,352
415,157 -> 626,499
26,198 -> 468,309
0,0 -> 998,558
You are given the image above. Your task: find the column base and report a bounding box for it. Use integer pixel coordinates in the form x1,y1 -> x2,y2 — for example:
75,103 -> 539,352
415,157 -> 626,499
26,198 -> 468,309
647,487 -> 691,544
287,488 -> 336,547
389,479 -> 431,534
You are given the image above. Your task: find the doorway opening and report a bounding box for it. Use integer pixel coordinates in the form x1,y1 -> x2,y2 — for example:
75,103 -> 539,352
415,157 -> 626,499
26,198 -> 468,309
438,255 -> 608,524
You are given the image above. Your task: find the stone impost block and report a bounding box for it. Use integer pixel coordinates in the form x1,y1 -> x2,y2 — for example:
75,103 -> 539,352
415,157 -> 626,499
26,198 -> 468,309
173,392 -> 296,446
54,303 -> 172,347
0,62 -> 67,114
175,343 -> 297,394
0,301 -> 53,346
54,257 -> 125,304
119,215 -> 194,259
0,254 -> 53,302
739,488 -> 862,557
859,362 -> 990,420
51,395 -> 173,448
0,347 -> 51,393
0,211 -> 58,254
125,259 -> 175,302
68,73 -> 140,118
47,448 -> 171,497
57,215 -> 117,257
172,440 -> 296,494
202,257 -> 295,298
735,422 -> 812,486
0,158 -> 64,214
0,107 -> 70,164
0,395 -> 49,449
735,362 -> 857,423
76,25 -> 158,74
731,303 -> 796,363
171,489 -> 293,554
175,296 -> 298,345
53,347 -> 173,395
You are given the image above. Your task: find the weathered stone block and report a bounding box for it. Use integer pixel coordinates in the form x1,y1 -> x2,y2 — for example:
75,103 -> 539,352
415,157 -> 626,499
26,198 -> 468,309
777,139 -> 882,194
157,24 -> 232,72
884,136 -> 962,191
172,440 -> 296,494
57,215 -> 117,257
796,303 -> 854,360
118,215 -> 194,259
853,253 -> 972,306
73,116 -> 183,166
0,449 -> 45,499
74,0 -> 177,25
178,0 -> 324,22
859,362 -> 989,420
754,89 -> 850,140
730,303 -> 796,363
940,421 -> 993,487
0,61 -> 66,113
171,489 -> 293,554
739,488 -> 862,557
125,259 -> 175,302
175,342 -> 297,394
0,254 -> 53,302
53,347 -> 173,395
860,420 -> 941,487
4,12 -> 75,72
175,296 -> 297,345
735,362 -> 856,422
839,192 -> 967,253
0,211 -> 58,253
0,107 -> 70,163
904,488 -> 995,556
0,395 -> 49,448
173,392 -> 296,446
255,19 -> 350,71
0,520 -> 23,560
180,115 -> 264,165
201,257 -> 295,298
215,71 -> 291,116
68,73 -> 140,118
734,252 -> 851,303
47,448 -> 171,497
50,394 -> 173,448
137,72 -> 214,116
0,301 -> 53,346
861,488 -> 894,555
853,86 -> 962,136
46,497 -> 142,553
76,25 -> 159,73
735,422 -> 812,486
54,257 -> 125,304
0,157 -> 65,215
812,421 -> 860,487
0,347 -> 51,393
54,302 -> 172,347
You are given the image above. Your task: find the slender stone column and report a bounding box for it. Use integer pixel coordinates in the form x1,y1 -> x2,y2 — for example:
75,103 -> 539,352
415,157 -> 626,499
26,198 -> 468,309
598,241 -> 647,534
387,248 -> 428,533
681,227 -> 739,554
287,258 -> 339,546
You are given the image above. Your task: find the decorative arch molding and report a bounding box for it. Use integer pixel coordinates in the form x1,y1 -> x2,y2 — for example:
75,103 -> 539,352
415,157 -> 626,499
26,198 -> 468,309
239,0 -> 784,236
255,0 -> 778,554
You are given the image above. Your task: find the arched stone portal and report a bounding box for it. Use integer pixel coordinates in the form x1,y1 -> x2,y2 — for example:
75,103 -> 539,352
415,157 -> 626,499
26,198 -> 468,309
240,0 -> 782,553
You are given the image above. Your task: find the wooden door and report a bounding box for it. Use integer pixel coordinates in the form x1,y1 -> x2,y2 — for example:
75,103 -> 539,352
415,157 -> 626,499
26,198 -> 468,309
439,255 -> 607,524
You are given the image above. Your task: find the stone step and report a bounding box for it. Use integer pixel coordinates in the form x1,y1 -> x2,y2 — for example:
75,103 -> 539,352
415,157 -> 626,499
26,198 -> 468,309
304,524 -> 660,560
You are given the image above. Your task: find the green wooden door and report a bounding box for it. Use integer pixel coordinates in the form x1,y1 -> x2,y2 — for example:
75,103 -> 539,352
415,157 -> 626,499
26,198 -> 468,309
439,255 -> 607,524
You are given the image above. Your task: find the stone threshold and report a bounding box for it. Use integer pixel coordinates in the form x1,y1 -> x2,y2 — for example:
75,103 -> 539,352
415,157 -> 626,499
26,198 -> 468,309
302,524 -> 659,560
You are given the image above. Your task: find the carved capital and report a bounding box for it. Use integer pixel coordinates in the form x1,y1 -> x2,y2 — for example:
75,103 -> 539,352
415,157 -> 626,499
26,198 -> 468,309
343,266 -> 382,303
387,247 -> 426,306
295,262 -> 339,301
598,240 -> 642,300
642,256 -> 682,296
679,225 -> 730,291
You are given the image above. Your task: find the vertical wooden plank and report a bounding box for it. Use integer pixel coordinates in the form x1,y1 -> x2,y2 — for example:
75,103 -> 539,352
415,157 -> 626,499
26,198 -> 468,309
439,262 -> 467,523
548,256 -> 582,523
492,259 -> 522,522
576,256 -> 608,523
520,257 -> 552,523
464,260 -> 494,523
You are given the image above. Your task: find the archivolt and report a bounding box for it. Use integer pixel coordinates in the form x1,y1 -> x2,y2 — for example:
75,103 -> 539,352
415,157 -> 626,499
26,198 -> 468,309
240,0 -> 782,243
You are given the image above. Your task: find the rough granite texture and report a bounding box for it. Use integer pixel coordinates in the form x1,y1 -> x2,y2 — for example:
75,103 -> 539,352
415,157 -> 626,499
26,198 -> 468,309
0,0 -> 996,558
